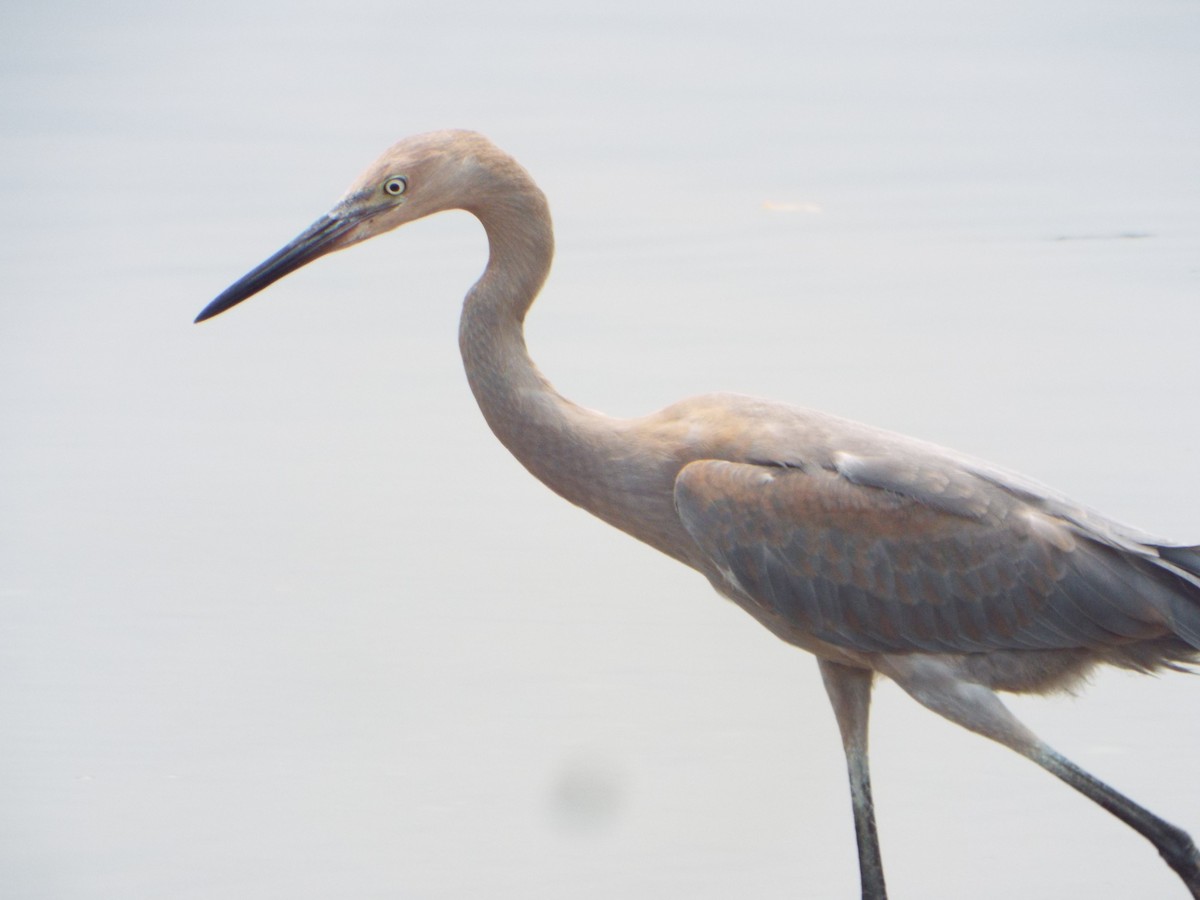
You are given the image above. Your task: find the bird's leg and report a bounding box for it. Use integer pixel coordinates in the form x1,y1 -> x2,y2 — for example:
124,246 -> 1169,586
1034,748 -> 1200,897
819,659 -> 887,900
880,655 -> 1200,898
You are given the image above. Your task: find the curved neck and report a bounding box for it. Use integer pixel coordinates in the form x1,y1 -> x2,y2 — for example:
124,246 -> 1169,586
458,180 -> 606,501
456,176 -> 684,553
458,178 -> 562,449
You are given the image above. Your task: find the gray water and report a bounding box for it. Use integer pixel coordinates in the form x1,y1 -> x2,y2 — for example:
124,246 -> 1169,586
3,2 -> 1199,897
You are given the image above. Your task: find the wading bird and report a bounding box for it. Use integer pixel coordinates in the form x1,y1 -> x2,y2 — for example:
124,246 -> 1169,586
197,130 -> 1200,898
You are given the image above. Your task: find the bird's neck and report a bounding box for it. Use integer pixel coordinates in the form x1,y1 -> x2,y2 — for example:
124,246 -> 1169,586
457,183 -> 673,542
457,198 -> 567,463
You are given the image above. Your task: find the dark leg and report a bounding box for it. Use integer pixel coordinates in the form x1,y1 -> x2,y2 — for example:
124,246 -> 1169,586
819,659 -> 887,900
1033,746 -> 1200,896
881,655 -> 1200,898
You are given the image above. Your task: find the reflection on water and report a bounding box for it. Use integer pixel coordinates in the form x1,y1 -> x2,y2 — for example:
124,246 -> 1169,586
2,1 -> 1199,898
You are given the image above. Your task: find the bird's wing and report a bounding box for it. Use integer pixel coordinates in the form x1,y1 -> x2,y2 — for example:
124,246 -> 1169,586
673,454 -> 1183,654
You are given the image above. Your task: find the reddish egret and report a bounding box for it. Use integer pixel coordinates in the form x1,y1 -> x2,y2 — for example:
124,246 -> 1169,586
197,131 -> 1200,898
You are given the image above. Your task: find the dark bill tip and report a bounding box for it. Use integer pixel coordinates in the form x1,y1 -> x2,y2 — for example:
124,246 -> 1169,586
194,211 -> 365,324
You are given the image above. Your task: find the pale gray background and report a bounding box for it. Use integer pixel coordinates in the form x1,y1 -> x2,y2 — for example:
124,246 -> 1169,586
3,1 -> 1199,897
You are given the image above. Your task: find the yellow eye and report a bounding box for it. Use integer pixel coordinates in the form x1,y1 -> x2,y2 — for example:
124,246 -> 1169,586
383,176 -> 408,197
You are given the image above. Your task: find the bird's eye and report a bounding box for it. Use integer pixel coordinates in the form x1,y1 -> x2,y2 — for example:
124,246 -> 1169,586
383,176 -> 408,197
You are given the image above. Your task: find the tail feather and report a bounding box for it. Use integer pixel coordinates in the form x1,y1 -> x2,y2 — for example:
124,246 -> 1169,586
1158,543 -> 1200,575
1153,544 -> 1200,649
1101,637 -> 1197,675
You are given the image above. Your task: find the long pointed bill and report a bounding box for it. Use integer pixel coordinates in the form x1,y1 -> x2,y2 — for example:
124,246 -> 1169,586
195,208 -> 374,323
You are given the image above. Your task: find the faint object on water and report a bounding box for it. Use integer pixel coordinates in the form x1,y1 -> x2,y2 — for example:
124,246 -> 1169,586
196,130 -> 1200,899
1052,231 -> 1153,241
547,752 -> 627,836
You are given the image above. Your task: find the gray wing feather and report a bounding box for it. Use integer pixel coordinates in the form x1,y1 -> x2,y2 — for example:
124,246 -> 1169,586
674,458 -> 1198,654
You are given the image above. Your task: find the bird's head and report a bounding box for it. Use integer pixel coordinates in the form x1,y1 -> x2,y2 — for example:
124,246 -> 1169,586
194,129 -> 504,323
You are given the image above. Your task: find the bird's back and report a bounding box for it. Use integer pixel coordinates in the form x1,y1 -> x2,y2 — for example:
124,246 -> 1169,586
625,392 -> 1200,687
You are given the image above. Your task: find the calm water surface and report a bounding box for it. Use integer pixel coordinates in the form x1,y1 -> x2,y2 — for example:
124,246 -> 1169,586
3,2 -> 1199,898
